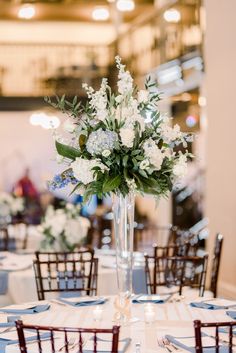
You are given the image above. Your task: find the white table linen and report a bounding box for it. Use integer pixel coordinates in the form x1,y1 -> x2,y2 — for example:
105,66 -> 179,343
0,296 -> 234,353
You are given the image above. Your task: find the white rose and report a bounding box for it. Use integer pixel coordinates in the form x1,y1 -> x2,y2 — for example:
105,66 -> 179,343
102,149 -> 111,157
63,119 -> 76,133
139,160 -> 150,170
138,90 -> 149,103
119,127 -> 135,148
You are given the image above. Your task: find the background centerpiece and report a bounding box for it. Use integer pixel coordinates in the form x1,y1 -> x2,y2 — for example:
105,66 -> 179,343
47,56 -> 192,322
39,203 -> 90,252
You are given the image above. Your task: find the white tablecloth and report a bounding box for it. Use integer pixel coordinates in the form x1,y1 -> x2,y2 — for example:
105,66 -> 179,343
0,296 -> 234,353
0,251 -> 144,305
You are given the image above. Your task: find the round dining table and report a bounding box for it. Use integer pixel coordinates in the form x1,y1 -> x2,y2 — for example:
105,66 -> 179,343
0,295 -> 235,353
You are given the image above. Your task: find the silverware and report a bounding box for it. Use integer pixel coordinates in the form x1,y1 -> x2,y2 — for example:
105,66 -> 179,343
58,337 -> 76,352
157,338 -> 173,352
135,342 -> 141,353
163,338 -> 179,351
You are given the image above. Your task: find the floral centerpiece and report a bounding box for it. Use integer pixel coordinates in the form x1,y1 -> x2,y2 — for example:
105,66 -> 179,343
39,203 -> 90,251
46,56 -> 192,322
0,192 -> 24,225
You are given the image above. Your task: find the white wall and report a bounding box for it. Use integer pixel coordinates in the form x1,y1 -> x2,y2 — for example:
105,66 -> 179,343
0,111 -> 58,192
204,0 -> 236,298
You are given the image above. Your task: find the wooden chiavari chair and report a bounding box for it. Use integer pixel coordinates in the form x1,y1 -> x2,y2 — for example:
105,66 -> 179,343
210,233 -> 224,298
33,250 -> 98,300
145,254 -> 208,296
194,319 -> 236,353
0,227 -> 9,251
16,320 -> 120,353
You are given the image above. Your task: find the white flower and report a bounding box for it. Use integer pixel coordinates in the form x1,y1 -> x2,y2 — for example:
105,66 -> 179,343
115,95 -> 123,104
139,159 -> 150,170
143,139 -> 164,170
173,154 -> 188,178
116,56 -> 133,95
126,178 -> 136,191
71,158 -> 108,185
161,123 -> 182,143
138,90 -> 149,103
102,149 -> 111,157
120,127 -> 135,148
63,119 -> 76,133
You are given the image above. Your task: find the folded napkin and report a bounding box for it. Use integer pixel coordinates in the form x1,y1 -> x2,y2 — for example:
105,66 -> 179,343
132,293 -> 171,304
58,296 -> 108,307
132,267 -> 148,294
165,334 -> 230,353
0,271 -> 8,295
226,311 -> 236,320
0,238 -> 16,252
190,299 -> 236,310
83,337 -> 131,353
0,303 -> 50,315
0,330 -> 50,353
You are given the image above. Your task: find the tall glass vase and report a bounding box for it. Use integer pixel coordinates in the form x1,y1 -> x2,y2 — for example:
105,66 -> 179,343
112,192 -> 135,323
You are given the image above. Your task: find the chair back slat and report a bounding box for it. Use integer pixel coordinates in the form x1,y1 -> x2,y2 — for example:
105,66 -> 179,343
145,254 -> 208,296
194,319 -> 236,353
210,233 -> 224,297
16,320 -> 120,353
33,250 -> 98,300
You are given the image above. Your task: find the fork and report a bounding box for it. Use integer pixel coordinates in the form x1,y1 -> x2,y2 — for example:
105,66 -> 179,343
58,337 -> 76,352
157,338 -> 172,352
163,338 -> 179,351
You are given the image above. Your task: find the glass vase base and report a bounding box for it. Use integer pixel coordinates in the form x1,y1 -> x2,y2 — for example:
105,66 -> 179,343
112,294 -> 139,326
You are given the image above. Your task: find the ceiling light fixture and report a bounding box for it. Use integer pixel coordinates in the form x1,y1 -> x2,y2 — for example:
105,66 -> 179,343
163,8 -> 181,23
116,0 -> 135,12
18,4 -> 36,20
92,7 -> 110,21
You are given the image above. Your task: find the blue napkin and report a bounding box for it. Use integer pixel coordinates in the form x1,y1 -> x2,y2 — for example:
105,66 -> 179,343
132,294 -> 172,304
190,301 -> 236,310
58,297 -> 108,307
0,331 -> 50,353
0,304 -> 50,315
0,238 -> 16,251
0,322 -> 15,328
226,311 -> 236,320
166,334 -> 230,353
83,337 -> 131,353
57,271 -> 83,298
0,272 -> 8,295
132,267 -> 148,294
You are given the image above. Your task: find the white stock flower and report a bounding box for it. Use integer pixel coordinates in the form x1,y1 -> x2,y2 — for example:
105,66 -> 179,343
138,90 -> 149,103
116,56 -> 133,95
173,154 -> 188,178
63,119 -> 76,133
120,127 -> 135,148
139,159 -> 150,170
143,139 -> 164,171
161,123 -> 182,143
71,157 -> 108,185
102,149 -> 111,157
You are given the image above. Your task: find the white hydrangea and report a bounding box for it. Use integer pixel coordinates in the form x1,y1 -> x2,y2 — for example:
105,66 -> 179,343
120,127 -> 135,148
173,154 -> 188,178
71,157 -> 108,185
86,129 -> 118,155
44,208 -> 67,237
0,192 -> 24,217
138,90 -> 149,103
143,139 -> 164,171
